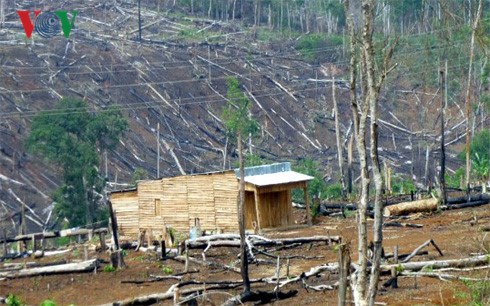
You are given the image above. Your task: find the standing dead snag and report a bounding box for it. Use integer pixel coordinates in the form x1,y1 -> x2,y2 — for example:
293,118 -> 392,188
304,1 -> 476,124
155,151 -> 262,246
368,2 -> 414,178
345,0 -> 397,304
464,0 -> 484,190
108,200 -> 126,269
332,77 -> 347,199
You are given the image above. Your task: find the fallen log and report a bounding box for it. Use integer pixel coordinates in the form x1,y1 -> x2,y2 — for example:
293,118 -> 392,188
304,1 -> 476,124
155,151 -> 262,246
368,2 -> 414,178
100,283 -> 243,306
383,198 -> 438,217
186,235 -> 341,249
443,200 -> 490,210
446,194 -> 490,205
222,290 -> 298,306
0,260 -> 67,272
380,255 -> 489,273
121,275 -> 182,284
400,270 -> 490,282
383,222 -> 423,228
0,259 -> 99,279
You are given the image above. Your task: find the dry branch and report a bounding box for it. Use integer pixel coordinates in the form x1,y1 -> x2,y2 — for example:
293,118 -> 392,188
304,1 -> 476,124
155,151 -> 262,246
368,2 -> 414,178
401,239 -> 443,263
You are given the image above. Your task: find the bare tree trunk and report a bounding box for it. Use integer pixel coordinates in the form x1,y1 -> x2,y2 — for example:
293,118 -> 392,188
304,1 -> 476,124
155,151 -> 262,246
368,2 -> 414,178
362,1 -> 384,303
232,0 -> 237,20
345,2 -> 370,303
347,134 -> 354,196
439,63 -> 447,205
465,0 -> 483,189
223,136 -> 228,170
333,77 -> 347,198
238,132 -> 250,293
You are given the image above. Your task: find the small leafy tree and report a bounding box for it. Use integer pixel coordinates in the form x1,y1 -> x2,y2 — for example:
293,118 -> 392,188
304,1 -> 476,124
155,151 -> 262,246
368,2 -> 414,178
292,157 -> 327,202
222,77 -> 259,294
26,98 -> 127,227
472,153 -> 489,193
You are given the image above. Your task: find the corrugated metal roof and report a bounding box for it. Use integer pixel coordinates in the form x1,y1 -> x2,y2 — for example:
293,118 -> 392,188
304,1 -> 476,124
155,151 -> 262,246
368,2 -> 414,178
243,170 -> 314,187
234,162 -> 291,177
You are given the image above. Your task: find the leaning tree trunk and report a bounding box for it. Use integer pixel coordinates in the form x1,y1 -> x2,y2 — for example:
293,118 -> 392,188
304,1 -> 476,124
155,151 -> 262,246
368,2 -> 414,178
237,132 -> 251,293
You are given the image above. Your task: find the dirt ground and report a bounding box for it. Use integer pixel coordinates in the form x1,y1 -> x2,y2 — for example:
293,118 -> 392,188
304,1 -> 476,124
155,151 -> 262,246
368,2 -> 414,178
2,205 -> 490,306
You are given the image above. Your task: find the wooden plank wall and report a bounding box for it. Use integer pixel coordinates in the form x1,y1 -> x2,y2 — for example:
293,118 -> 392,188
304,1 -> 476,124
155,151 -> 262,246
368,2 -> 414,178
245,190 -> 292,229
187,175 -> 216,230
138,180 -> 164,235
244,191 -> 257,229
213,172 -> 239,232
113,171 -> 250,238
161,176 -> 189,232
264,190 -> 291,227
111,190 -> 139,238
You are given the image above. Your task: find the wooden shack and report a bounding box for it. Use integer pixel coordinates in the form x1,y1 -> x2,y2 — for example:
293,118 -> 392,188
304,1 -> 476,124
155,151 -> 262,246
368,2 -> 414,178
110,163 -> 313,240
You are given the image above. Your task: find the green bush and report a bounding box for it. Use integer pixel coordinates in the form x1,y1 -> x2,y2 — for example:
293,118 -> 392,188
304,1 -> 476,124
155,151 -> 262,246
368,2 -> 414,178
292,157 -> 327,204
40,300 -> 57,306
446,168 -> 465,189
6,294 -> 24,306
391,174 -> 416,194
462,280 -> 490,306
160,265 -> 173,275
325,183 -> 343,200
295,34 -> 342,62
102,265 -> 116,272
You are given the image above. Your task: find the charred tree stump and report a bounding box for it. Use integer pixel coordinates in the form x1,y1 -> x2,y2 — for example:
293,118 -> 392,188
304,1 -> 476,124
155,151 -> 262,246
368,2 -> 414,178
107,200 -> 125,269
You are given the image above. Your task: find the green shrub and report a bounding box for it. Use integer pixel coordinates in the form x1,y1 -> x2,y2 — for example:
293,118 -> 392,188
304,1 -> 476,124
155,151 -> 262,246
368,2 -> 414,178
325,183 -> 343,200
462,280 -> 490,306
6,294 -> 24,306
295,34 -> 342,62
160,265 -> 173,275
40,300 -> 57,306
102,265 -> 116,272
391,174 -> 416,194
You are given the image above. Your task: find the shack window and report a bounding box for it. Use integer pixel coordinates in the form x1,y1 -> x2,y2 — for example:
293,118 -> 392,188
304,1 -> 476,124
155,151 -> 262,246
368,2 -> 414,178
154,199 -> 161,216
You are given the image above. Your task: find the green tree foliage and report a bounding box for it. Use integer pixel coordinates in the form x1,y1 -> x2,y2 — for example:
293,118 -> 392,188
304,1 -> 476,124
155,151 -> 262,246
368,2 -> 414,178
470,130 -> 490,161
222,77 -> 259,139
26,98 -> 127,227
131,167 -> 149,187
292,157 -> 327,202
222,76 -> 259,293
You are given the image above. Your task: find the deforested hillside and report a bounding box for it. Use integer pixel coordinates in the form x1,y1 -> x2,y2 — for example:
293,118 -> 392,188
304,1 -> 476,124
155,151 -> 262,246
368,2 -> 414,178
0,0 -> 487,232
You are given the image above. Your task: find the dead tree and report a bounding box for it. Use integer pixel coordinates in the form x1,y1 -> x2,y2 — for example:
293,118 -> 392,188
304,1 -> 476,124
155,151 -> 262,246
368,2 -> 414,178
439,64 -> 447,205
345,0 -> 397,304
333,77 -> 347,198
464,0 -> 483,189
